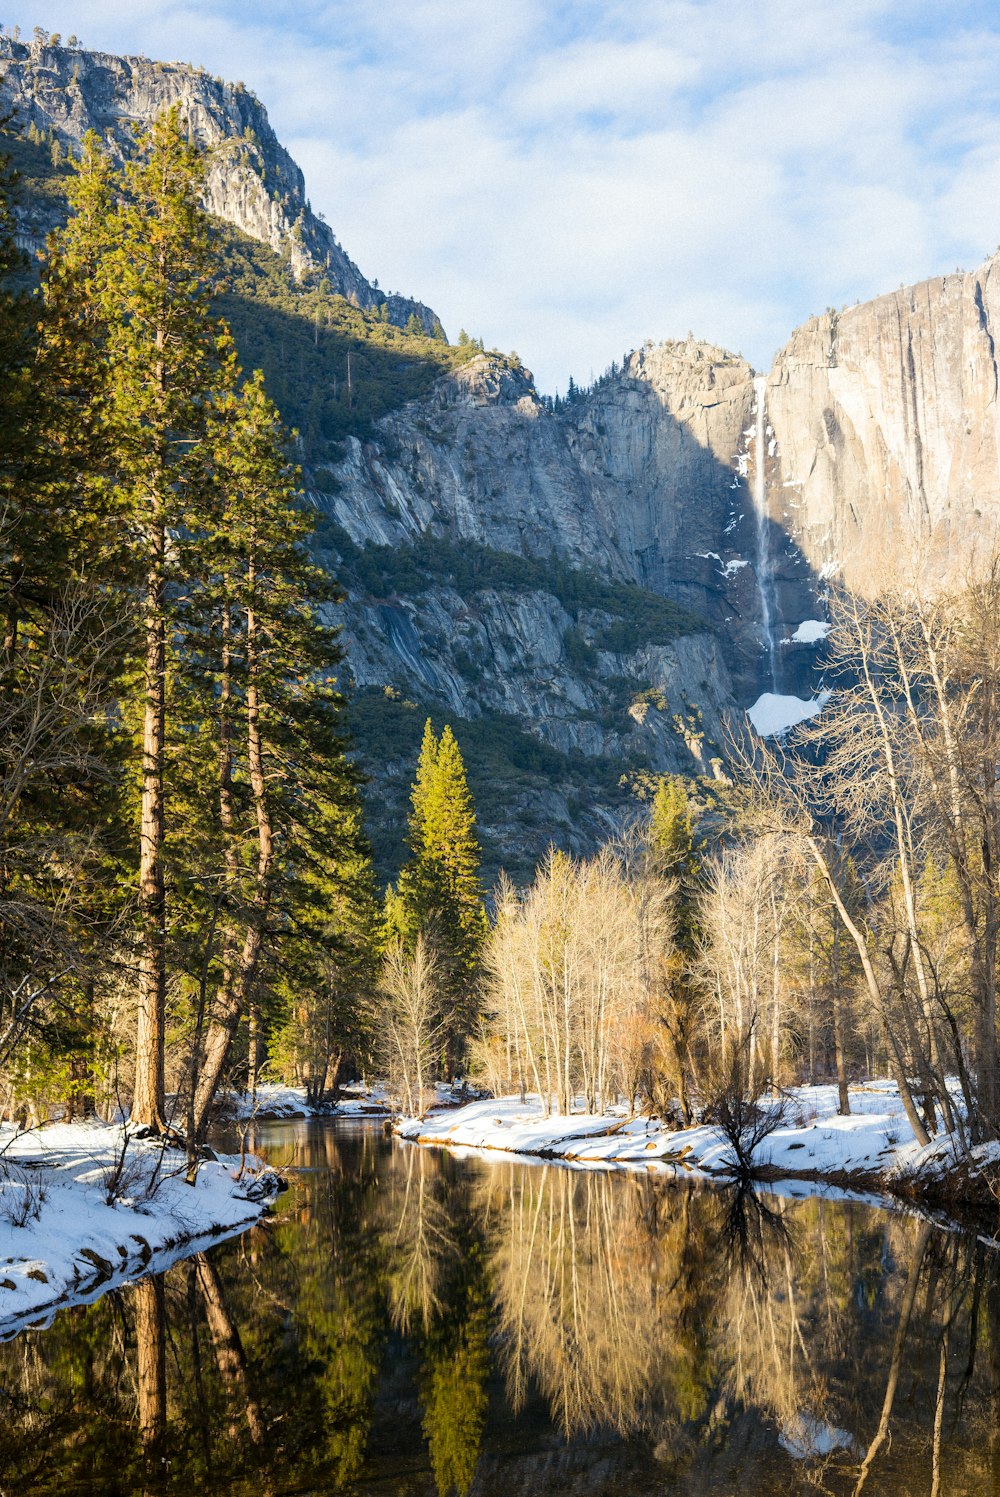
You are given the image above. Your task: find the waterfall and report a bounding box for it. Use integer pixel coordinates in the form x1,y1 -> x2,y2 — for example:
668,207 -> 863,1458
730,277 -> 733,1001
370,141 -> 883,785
752,375 -> 779,692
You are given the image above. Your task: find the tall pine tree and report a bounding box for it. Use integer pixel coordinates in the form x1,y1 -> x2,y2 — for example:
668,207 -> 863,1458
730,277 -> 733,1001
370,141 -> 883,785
45,109 -> 239,1128
393,721 -> 487,1066
188,370 -> 362,1137
646,774 -> 700,1122
0,116 -> 123,1101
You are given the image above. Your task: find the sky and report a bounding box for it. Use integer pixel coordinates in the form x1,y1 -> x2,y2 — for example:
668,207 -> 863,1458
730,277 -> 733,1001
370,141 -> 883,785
9,2 -> 1000,393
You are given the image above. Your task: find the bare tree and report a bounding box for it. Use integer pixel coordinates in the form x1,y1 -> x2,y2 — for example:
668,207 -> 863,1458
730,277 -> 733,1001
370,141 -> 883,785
478,845 -> 672,1116
376,934 -> 445,1117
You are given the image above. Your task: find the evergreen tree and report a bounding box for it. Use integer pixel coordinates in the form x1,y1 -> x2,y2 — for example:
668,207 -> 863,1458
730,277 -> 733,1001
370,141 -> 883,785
188,369 -> 362,1137
0,111 -> 60,655
421,1264 -> 489,1495
648,774 -> 694,878
646,775 -> 700,1122
268,792 -> 378,1106
0,119 -> 123,1105
44,110 -> 242,1129
393,721 -> 488,1065
103,110 -> 235,1130
33,112 -> 373,1134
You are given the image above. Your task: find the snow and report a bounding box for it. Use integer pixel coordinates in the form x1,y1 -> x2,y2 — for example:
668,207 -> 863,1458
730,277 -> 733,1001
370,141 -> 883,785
747,690 -> 831,736
788,619 -> 830,644
819,560 -> 840,580
227,1082 -> 392,1119
694,551 -> 750,579
780,1414 -> 859,1460
0,1121 -> 278,1335
396,1081 -> 1000,1204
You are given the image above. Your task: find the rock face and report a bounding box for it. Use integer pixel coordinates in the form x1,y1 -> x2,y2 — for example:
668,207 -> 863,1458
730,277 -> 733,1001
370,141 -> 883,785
322,342 -> 819,705
0,34 -> 439,331
311,340 -> 834,874
765,253 -> 1000,595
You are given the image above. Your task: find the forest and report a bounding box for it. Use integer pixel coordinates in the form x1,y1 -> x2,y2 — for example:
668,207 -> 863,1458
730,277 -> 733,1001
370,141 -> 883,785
1,103 -> 999,1198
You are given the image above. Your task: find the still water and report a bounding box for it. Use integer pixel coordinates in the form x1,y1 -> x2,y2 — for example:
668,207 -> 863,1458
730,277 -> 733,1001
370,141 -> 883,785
0,1119 -> 997,1496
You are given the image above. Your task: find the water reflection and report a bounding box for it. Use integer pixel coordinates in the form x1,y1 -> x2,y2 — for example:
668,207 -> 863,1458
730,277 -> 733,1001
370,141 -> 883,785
0,1121 -> 997,1495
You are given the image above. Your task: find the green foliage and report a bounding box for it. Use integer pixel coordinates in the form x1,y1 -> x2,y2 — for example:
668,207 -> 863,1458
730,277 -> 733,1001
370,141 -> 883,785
348,688 -> 630,883
421,1271 -> 490,1496
0,114 -> 485,459
563,625 -> 597,668
390,721 -> 488,1056
213,225 -> 481,452
648,775 -> 695,879
319,523 -> 706,649
0,107 -> 379,1122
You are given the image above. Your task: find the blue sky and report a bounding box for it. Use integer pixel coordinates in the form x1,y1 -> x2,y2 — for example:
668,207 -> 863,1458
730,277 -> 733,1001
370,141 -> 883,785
10,2 -> 1000,392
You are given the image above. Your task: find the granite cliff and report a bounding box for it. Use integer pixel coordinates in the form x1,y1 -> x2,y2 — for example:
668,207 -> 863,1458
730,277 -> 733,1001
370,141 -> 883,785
763,252 -> 1000,595
0,32 -> 439,331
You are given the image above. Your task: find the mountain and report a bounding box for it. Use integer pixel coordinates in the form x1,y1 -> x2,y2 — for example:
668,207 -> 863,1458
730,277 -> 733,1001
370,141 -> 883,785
3,31 -> 999,880
0,31 -> 439,331
764,254 -> 1000,592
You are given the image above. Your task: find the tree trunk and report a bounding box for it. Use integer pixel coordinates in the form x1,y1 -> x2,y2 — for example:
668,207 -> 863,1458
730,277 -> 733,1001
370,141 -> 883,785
134,1275 -> 167,1453
832,985 -> 850,1116
196,1253 -> 265,1445
987,1258 -> 1000,1493
808,837 -> 928,1146
852,1222 -> 930,1495
248,1002 -> 263,1105
192,570 -> 273,1140
133,511 -> 166,1131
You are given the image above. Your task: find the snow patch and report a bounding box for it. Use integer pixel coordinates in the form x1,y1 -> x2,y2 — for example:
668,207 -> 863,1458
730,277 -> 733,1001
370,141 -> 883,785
747,690 -> 830,736
397,1079 -> 998,1213
694,552 -> 750,579
0,1121 -> 278,1334
780,1414 -> 859,1460
789,619 -> 830,644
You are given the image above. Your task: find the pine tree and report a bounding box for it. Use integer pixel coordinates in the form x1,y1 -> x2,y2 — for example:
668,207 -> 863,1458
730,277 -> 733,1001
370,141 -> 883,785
648,774 -> 694,878
0,117 -> 124,1101
187,369 -> 363,1137
38,113 -> 372,1135
646,775 -> 699,1122
394,721 -> 487,1065
44,109 -> 237,1128
0,110 -> 59,656
269,793 -> 378,1107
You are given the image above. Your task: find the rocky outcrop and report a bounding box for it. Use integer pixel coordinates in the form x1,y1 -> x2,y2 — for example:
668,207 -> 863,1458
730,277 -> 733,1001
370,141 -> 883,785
314,344 -> 801,873
0,34 -> 439,331
765,252 -> 1000,594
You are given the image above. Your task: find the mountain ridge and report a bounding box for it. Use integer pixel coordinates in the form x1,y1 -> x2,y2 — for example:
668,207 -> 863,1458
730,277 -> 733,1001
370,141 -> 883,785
0,31 -> 441,333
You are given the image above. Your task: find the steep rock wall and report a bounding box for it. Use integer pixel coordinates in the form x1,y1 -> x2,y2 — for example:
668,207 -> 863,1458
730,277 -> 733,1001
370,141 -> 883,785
0,35 -> 439,331
322,343 -> 822,726
766,252 -> 1000,593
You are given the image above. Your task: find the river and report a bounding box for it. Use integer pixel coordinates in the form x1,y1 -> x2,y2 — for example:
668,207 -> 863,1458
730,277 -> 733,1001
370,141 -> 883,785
0,1118 -> 997,1495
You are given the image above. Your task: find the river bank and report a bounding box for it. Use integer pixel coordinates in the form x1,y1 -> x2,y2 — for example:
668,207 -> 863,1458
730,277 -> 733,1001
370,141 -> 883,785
0,1120 -> 279,1335
397,1082 -> 1000,1214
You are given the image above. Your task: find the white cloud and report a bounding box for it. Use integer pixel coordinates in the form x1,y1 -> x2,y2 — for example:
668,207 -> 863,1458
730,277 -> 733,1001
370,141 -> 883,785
11,1 -> 1000,391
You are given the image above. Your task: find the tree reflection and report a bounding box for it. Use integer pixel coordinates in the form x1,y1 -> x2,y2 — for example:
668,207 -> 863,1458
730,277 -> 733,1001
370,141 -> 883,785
378,1143 -> 491,1495
134,1275 -> 166,1456
482,1163 -> 713,1440
0,1132 -> 995,1495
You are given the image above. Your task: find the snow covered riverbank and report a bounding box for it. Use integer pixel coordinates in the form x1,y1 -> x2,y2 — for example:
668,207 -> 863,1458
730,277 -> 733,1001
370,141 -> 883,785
0,1121 -> 279,1336
227,1081 -> 394,1120
397,1082 -> 1000,1207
